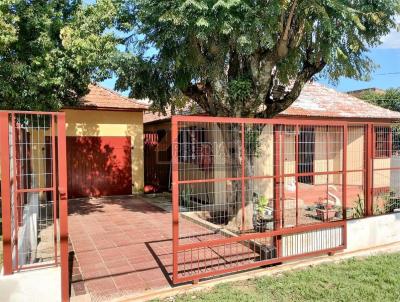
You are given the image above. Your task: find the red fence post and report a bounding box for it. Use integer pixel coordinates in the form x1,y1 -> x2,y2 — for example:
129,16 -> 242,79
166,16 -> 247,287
273,126 -> 282,257
0,112 -> 12,275
342,125 -> 348,248
365,124 -> 374,216
241,123 -> 246,231
57,113 -> 69,302
171,116 -> 179,283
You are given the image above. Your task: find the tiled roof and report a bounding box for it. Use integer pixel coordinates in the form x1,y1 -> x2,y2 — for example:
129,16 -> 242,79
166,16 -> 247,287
143,110 -> 171,123
66,84 -> 148,111
280,82 -> 400,119
144,82 -> 400,123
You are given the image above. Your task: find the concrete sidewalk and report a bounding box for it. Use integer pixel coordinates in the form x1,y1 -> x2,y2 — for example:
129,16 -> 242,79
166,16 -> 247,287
0,267 -> 60,302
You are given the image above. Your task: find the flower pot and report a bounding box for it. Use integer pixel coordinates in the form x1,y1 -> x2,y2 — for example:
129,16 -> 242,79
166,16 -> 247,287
316,208 -> 337,221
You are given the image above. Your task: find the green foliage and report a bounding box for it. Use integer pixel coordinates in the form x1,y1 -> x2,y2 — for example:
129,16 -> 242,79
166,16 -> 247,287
352,194 -> 365,218
358,88 -> 400,112
0,0 -> 121,111
180,187 -> 192,208
115,0 -> 400,118
245,126 -> 262,158
257,195 -> 268,217
160,253 -> 400,302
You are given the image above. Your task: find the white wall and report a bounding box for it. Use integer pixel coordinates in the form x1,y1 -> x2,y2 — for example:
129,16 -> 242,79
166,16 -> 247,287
346,213 -> 400,251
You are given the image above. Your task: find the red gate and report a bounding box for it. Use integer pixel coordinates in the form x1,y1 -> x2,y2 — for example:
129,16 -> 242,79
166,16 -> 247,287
171,115 -> 349,284
0,111 -> 69,301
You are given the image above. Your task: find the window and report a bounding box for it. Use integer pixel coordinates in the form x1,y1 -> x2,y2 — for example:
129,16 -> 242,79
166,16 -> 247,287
178,127 -> 213,170
178,127 -> 205,163
375,127 -> 391,158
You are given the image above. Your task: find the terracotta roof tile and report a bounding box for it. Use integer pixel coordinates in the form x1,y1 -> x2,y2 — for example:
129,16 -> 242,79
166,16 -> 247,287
143,110 -> 171,123
280,82 -> 400,119
66,84 -> 148,111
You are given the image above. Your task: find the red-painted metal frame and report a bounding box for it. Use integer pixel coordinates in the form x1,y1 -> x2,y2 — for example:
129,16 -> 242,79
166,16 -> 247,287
273,126 -> 282,257
366,124 -> 374,216
0,111 -> 69,301
171,117 -> 180,283
57,113 -> 69,302
0,112 -> 12,275
171,115 -> 354,284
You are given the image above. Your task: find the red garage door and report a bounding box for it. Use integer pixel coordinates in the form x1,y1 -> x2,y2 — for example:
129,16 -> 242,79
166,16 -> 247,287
67,136 -> 132,198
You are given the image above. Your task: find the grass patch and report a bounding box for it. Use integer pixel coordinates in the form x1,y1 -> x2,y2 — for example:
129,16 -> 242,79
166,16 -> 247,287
163,253 -> 400,302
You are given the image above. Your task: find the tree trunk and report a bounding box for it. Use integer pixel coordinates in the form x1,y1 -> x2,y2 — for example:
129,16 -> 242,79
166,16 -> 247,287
217,123 -> 259,232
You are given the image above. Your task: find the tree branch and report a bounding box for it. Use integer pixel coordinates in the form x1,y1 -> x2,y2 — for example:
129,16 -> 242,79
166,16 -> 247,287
258,58 -> 326,118
277,0 -> 298,58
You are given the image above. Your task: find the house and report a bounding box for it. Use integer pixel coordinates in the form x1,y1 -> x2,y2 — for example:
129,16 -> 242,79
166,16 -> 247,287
0,85 -> 148,199
62,84 -> 148,198
144,82 -> 400,190
144,82 -> 400,224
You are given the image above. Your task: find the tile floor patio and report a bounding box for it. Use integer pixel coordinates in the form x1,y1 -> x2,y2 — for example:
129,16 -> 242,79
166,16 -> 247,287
68,195 -> 176,301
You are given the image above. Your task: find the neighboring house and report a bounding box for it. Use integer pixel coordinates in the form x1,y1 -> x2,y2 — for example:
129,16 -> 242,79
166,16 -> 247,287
143,82 -> 400,203
63,84 -> 148,198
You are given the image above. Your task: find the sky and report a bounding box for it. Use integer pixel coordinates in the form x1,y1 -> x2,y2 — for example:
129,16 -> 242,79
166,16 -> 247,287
101,21 -> 400,94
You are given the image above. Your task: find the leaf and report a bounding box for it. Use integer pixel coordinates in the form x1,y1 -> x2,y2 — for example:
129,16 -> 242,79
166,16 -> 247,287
195,17 -> 209,27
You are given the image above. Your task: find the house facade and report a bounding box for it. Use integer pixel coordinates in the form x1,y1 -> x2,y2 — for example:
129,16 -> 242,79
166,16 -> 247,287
144,83 -> 400,203
63,85 -> 148,198
0,85 -> 148,200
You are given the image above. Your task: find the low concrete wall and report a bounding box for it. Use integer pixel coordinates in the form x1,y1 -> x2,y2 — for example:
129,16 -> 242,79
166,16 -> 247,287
346,212 -> 400,251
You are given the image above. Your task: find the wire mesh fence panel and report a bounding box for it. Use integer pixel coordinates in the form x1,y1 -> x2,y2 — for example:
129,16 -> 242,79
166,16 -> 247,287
4,112 -> 60,271
372,124 -> 400,215
172,116 -> 347,284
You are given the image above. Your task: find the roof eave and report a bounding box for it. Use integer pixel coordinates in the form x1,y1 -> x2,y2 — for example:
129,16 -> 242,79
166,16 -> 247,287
62,106 -> 148,112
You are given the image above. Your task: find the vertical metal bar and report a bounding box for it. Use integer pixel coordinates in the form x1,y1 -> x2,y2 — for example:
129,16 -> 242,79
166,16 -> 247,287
0,112 -> 13,275
281,126 -> 285,227
171,116 -> 180,283
51,115 -> 58,265
326,126 -> 329,219
295,125 -> 299,226
342,125 -> 348,219
273,126 -> 282,257
241,123 -> 245,231
389,126 -> 393,158
57,113 -> 69,302
342,125 -> 348,248
11,113 -> 19,271
366,124 -> 373,216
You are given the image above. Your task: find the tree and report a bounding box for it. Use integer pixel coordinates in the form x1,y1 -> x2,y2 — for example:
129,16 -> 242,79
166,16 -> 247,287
114,0 -> 400,231
358,88 -> 400,112
115,0 -> 399,118
0,0 -> 121,111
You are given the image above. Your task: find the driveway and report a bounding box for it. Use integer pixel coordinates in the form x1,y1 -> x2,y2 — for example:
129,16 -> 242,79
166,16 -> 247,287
68,195 -> 173,301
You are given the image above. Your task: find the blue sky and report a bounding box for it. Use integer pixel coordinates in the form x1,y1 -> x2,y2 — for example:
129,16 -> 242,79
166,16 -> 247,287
101,21 -> 400,94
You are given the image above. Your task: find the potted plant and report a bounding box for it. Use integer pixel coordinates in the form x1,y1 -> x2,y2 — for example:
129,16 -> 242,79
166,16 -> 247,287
253,194 -> 274,232
352,195 -> 365,218
316,203 -> 338,221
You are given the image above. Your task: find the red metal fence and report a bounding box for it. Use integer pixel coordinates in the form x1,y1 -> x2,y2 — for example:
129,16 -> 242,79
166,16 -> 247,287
0,111 -> 69,301
171,115 -> 400,284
